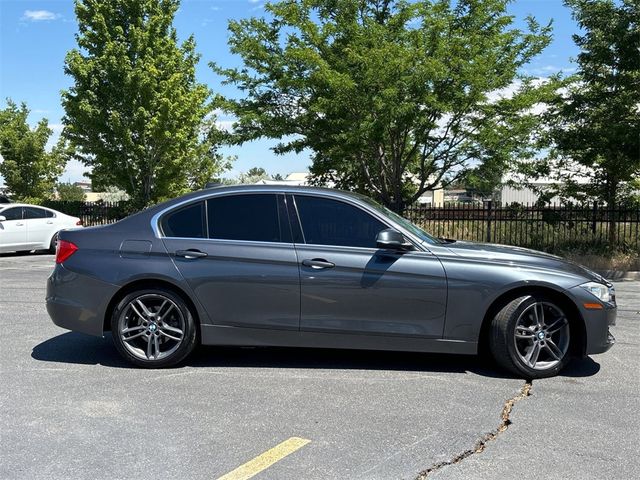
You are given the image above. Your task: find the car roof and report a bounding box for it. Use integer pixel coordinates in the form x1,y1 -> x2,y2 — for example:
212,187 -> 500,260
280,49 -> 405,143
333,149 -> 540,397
158,184 -> 366,209
0,203 -> 53,209
178,184 -> 362,203
125,184 -> 376,230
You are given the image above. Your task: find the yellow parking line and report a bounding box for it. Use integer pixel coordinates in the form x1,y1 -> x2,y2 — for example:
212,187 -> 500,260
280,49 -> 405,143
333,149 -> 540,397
216,437 -> 311,480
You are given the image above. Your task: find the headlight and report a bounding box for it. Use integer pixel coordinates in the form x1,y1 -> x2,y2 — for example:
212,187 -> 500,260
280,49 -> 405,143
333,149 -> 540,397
580,281 -> 614,303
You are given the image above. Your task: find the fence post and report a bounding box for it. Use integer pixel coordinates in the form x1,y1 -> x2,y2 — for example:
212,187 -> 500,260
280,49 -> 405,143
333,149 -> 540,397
485,200 -> 493,243
591,202 -> 598,235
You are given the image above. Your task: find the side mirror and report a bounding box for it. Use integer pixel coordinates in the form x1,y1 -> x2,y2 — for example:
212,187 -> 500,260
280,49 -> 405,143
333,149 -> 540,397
376,228 -> 412,251
0,215 -> 6,222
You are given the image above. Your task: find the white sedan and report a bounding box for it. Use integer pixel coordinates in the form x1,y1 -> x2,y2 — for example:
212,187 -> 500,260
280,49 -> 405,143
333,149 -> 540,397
0,204 -> 82,254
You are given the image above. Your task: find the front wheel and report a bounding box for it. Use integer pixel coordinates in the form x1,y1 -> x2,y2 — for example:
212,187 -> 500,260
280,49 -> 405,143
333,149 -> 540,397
489,295 -> 571,378
111,288 -> 198,368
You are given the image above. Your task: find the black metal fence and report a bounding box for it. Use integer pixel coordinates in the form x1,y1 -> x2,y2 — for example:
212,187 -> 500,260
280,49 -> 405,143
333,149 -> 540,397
43,200 -> 640,253
43,200 -> 134,227
405,202 -> 640,253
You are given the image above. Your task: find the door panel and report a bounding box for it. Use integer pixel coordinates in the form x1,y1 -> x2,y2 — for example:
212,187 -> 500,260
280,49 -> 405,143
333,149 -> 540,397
160,194 -> 300,331
297,244 -> 447,337
26,219 -> 55,248
0,207 -> 26,252
164,238 -> 300,330
24,207 -> 55,248
290,194 -> 447,338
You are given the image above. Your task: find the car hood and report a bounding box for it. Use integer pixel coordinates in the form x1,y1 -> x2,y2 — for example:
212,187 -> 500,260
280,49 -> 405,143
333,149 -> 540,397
433,240 -> 604,283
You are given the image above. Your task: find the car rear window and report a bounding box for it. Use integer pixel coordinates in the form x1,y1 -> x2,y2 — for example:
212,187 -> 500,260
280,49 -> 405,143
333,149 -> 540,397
23,207 -> 51,219
160,202 -> 206,238
207,194 -> 284,243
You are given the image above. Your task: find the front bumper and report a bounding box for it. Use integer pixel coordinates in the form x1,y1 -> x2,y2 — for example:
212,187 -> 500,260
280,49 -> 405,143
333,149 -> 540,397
567,285 -> 617,355
46,264 -> 120,337
585,304 -> 616,354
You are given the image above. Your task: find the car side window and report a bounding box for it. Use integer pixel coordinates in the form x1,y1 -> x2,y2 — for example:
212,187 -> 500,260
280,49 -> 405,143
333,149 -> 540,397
160,202 -> 206,238
207,194 -> 286,243
0,207 -> 22,221
294,195 -> 387,248
23,207 -> 48,219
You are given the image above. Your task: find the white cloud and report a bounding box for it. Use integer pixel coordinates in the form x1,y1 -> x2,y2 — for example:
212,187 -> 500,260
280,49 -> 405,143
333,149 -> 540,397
216,120 -> 235,132
60,159 -> 90,183
524,64 -> 577,76
22,10 -> 60,22
44,124 -> 64,151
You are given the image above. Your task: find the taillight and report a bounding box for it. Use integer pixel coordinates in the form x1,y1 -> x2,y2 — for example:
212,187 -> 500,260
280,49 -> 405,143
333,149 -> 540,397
56,240 -> 78,264
76,219 -> 83,226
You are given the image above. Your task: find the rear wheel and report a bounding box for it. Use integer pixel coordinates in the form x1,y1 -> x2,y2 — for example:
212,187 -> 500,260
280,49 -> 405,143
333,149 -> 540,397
111,288 -> 198,368
489,295 -> 571,378
48,232 -> 59,254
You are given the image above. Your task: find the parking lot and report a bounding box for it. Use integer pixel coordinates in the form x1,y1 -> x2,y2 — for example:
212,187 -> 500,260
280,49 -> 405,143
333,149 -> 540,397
0,253 -> 638,480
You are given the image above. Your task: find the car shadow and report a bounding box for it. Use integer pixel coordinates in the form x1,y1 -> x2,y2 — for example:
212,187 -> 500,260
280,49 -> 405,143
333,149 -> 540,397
31,331 -> 601,379
0,250 -> 52,257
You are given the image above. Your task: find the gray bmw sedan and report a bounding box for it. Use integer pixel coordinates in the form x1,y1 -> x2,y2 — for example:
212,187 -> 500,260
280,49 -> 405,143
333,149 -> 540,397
46,185 -> 616,378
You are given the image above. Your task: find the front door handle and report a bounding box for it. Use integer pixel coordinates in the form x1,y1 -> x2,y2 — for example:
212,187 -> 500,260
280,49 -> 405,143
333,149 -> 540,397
302,258 -> 335,269
175,249 -> 208,259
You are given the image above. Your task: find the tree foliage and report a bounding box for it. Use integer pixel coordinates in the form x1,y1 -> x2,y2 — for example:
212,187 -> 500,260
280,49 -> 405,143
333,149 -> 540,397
62,0 -> 229,208
214,0 -> 553,211
0,100 -> 67,203
539,0 -> 640,206
56,182 -> 87,202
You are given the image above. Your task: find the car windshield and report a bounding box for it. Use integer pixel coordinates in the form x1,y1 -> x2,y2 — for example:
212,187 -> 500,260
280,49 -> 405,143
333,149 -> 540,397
357,196 -> 443,245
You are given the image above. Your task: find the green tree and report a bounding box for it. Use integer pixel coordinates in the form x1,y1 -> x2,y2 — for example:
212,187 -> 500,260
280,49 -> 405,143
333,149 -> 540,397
238,166 -> 269,184
536,0 -> 639,244
214,0 -> 552,212
0,100 -> 67,202
56,182 -> 87,201
62,0 -> 228,207
542,0 -> 639,208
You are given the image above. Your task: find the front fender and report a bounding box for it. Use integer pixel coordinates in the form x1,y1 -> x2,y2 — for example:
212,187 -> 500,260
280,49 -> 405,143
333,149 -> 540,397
439,256 -> 589,344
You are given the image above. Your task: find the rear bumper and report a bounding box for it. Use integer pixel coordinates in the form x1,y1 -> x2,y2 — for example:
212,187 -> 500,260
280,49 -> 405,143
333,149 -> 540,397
46,264 -> 119,337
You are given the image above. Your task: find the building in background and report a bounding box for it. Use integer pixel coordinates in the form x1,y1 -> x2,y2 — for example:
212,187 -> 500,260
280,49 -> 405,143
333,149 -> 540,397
500,171 -> 591,205
70,181 -> 129,202
255,172 -> 445,206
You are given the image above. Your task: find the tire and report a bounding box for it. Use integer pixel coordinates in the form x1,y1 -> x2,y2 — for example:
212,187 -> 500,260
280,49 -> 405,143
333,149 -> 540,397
489,294 -> 571,379
48,232 -> 59,254
111,288 -> 198,368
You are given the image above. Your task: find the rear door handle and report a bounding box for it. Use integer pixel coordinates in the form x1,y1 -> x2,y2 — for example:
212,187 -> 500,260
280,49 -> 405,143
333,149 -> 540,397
16,222 -> 24,226
302,258 -> 335,269
175,249 -> 208,259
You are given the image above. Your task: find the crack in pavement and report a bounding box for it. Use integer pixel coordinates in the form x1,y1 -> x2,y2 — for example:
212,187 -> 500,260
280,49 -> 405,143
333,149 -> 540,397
414,381 -> 532,479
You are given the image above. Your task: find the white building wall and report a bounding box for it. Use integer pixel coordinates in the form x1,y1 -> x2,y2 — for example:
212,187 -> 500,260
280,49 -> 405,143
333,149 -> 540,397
500,185 -> 563,205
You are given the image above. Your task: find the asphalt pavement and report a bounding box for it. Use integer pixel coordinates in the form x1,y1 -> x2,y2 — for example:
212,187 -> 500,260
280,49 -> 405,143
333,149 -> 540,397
0,253 -> 637,480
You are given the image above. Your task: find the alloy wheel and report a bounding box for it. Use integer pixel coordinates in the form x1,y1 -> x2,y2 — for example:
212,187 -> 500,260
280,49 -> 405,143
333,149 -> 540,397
513,301 -> 570,370
118,293 -> 185,361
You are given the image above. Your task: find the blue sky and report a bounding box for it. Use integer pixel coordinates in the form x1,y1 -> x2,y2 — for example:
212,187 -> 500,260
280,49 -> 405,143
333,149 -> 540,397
0,0 -> 580,184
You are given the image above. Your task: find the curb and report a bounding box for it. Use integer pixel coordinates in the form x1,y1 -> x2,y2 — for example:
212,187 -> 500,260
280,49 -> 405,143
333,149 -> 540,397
595,270 -> 640,281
